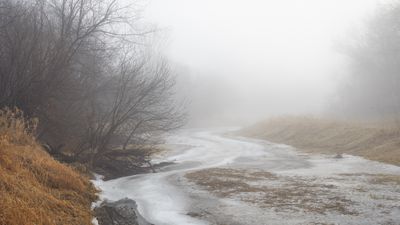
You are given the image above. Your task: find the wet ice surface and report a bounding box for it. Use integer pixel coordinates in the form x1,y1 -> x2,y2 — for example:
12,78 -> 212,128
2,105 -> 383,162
94,128 -> 400,225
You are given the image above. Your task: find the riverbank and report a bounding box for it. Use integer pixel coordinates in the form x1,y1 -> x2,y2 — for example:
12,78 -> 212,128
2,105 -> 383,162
239,116 -> 400,166
0,123 -> 97,225
0,111 -> 157,225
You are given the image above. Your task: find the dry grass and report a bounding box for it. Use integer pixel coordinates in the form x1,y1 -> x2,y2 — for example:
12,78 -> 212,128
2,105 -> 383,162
186,168 -> 269,197
370,174 -> 400,185
0,108 -> 38,146
240,116 -> 400,165
186,168 -> 356,215
0,108 -> 97,225
339,173 -> 400,186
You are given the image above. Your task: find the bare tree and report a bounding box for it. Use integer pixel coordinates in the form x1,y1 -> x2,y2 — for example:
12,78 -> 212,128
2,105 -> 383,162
0,0 -> 186,166
79,53 -> 185,165
335,3 -> 400,121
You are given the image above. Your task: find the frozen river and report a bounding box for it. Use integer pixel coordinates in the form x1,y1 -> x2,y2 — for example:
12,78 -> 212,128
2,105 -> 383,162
94,128 -> 400,225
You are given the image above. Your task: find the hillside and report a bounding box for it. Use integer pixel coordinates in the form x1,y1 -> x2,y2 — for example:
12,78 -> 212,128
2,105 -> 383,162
240,117 -> 400,166
0,110 -> 97,225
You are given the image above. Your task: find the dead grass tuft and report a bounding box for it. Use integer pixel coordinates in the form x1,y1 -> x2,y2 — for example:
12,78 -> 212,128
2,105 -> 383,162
0,108 -> 97,225
0,108 -> 37,146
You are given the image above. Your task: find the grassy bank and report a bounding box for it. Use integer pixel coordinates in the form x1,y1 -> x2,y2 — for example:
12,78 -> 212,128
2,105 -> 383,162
0,110 -> 97,225
240,117 -> 400,166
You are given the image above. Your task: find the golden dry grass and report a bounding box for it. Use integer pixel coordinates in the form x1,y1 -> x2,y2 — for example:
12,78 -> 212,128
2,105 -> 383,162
0,108 -> 97,225
240,116 -> 400,166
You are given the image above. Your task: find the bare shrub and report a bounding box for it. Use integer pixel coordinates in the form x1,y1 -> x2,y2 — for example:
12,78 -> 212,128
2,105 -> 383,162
0,0 -> 185,164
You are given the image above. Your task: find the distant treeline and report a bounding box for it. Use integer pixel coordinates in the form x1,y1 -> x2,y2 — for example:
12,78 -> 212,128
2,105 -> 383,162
335,2 -> 400,120
0,0 -> 184,165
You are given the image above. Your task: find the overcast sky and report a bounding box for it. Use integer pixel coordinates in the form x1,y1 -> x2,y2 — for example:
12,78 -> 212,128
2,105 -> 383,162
140,0 -> 387,122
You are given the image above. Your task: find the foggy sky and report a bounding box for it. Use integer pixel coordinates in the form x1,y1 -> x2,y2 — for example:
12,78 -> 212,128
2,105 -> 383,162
141,0 -> 388,123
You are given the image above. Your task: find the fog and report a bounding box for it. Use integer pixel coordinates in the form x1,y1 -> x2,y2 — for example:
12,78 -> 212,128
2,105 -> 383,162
141,0 -> 390,124
2,1 -> 400,224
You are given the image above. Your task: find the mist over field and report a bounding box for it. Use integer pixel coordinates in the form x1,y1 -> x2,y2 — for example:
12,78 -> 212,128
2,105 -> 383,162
2,1 -> 400,225
143,0 -> 393,125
